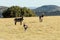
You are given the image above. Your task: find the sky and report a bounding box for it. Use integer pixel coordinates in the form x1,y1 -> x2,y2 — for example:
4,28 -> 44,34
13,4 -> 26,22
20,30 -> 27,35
0,0 -> 60,7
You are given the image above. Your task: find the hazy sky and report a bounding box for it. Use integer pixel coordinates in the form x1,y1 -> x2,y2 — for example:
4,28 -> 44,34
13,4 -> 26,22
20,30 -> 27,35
0,0 -> 60,7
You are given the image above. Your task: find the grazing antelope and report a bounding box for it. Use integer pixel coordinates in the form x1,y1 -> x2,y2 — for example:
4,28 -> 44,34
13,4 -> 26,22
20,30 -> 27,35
23,23 -> 28,31
39,14 -> 44,22
14,17 -> 24,25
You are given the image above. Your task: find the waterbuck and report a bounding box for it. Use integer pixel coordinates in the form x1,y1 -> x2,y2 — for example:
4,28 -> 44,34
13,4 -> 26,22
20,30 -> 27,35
14,17 -> 24,25
39,14 -> 44,22
23,23 -> 28,31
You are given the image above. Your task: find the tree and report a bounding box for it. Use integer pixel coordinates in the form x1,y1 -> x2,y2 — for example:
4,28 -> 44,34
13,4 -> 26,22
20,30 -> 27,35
22,7 -> 36,17
2,6 -> 21,18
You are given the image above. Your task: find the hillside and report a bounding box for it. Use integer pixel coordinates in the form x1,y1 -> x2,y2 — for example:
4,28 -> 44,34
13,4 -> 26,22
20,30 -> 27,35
0,6 -> 8,17
34,5 -> 60,16
27,7 -> 37,9
0,16 -> 60,40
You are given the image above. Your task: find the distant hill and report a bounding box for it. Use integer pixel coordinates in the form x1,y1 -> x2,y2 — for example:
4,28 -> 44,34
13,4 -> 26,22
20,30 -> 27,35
33,5 -> 60,16
0,6 -> 8,17
27,7 -> 37,9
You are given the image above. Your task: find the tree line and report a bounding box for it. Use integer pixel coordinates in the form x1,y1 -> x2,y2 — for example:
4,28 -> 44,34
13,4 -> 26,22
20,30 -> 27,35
2,6 -> 36,18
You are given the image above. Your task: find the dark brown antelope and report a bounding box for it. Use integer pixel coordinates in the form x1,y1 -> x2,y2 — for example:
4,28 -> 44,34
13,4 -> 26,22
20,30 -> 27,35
14,17 -> 24,25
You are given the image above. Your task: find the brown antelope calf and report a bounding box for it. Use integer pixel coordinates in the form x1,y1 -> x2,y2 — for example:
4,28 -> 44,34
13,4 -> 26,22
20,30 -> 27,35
23,23 -> 28,31
39,14 -> 44,22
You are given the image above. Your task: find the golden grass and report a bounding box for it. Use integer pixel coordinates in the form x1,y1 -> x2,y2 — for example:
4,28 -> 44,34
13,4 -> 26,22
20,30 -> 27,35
0,16 -> 60,40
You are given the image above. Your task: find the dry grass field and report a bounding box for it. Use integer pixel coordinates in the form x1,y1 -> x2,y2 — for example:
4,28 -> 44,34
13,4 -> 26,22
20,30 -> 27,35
0,16 -> 60,40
